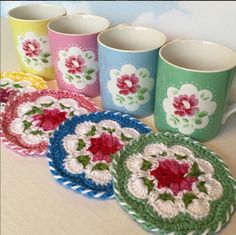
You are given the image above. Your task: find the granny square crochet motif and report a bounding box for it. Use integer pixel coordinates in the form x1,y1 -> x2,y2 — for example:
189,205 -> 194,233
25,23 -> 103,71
0,89 -> 98,156
47,111 -> 152,199
112,132 -> 236,235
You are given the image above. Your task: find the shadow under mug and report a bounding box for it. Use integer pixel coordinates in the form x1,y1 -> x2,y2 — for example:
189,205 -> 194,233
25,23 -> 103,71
8,4 -> 66,80
98,24 -> 167,117
154,39 -> 236,141
48,14 -> 110,97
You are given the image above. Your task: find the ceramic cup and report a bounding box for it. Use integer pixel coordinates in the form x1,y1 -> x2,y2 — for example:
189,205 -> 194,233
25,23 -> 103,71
48,14 -> 110,97
97,24 -> 167,117
154,39 -> 236,141
8,4 -> 66,80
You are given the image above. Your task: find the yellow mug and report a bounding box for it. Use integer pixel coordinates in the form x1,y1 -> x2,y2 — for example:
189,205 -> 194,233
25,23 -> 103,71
8,4 -> 66,80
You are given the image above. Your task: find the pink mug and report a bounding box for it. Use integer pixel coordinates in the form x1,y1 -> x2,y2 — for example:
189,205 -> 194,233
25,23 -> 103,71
48,14 -> 110,97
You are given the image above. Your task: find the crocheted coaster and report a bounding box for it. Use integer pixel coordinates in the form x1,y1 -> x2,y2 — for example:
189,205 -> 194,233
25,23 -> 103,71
0,89 -> 98,156
47,111 -> 152,199
112,132 -> 236,235
0,72 -> 47,112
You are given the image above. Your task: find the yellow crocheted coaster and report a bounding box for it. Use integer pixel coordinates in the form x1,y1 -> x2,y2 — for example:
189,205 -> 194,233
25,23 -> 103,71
1,72 -> 47,90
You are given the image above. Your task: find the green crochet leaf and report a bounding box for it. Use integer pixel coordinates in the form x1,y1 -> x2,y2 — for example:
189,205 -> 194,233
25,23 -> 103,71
22,120 -> 32,132
30,130 -> 44,135
0,83 -> 8,87
187,162 -> 204,177
158,193 -> 175,202
141,159 -> 152,171
41,102 -> 54,107
174,153 -> 188,160
76,139 -> 86,151
25,106 -> 43,115
86,125 -> 96,136
183,192 -> 198,208
159,151 -> 167,156
121,133 -> 133,142
142,177 -> 154,194
76,155 -> 90,169
197,181 -> 208,194
13,83 -> 23,88
69,111 -> 75,117
60,103 -> 70,110
102,127 -> 116,134
92,163 -> 109,171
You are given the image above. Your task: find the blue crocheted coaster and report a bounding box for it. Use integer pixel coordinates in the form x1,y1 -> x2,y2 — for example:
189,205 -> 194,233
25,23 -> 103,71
47,111 -> 152,199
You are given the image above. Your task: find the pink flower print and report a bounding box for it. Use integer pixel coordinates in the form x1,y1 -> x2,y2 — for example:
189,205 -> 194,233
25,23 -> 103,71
65,55 -> 86,74
173,94 -> 199,117
117,74 -> 140,95
23,39 -> 41,57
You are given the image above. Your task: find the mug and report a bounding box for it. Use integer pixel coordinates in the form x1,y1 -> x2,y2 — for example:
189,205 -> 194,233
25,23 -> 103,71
154,39 -> 236,141
98,25 -> 167,117
48,14 -> 110,97
8,4 -> 66,80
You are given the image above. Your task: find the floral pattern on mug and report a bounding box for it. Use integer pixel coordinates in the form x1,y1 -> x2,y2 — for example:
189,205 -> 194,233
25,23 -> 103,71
126,144 -> 223,219
63,120 -> 140,186
17,32 -> 52,71
163,84 -> 217,135
107,64 -> 154,111
57,47 -> 98,89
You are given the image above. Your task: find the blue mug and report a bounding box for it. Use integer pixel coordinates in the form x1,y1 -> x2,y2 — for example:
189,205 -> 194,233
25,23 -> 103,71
98,24 -> 166,117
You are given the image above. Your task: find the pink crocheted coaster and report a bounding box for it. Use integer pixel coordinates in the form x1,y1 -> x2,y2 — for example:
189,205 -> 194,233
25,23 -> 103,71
0,89 -> 98,156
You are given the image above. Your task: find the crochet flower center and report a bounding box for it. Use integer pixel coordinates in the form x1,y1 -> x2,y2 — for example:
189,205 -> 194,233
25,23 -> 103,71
87,133 -> 123,163
150,159 -> 197,195
32,108 -> 67,131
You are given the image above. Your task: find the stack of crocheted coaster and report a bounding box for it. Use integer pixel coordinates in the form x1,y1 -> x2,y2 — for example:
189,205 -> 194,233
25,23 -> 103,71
112,132 -> 236,235
0,72 -> 47,112
47,111 -> 152,199
0,89 -> 98,156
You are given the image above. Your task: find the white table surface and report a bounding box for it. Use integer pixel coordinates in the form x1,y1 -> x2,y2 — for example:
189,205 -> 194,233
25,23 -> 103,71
1,18 -> 236,235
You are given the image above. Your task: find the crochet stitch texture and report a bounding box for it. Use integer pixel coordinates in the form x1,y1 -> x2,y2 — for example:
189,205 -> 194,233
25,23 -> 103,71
0,72 -> 47,113
0,89 -> 98,156
47,111 -> 152,199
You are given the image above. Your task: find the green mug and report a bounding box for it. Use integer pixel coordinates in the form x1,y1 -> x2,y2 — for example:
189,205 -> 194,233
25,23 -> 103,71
154,40 -> 236,141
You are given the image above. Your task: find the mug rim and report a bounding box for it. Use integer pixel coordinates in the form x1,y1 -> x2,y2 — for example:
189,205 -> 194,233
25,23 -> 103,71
47,14 -> 110,36
159,39 -> 236,73
8,3 -> 67,22
97,25 -> 167,53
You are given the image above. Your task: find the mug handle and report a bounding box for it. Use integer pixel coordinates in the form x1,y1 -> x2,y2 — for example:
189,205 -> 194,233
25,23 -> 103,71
222,103 -> 236,124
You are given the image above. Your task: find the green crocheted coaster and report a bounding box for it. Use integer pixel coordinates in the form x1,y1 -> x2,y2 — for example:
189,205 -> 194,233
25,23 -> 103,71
112,132 -> 236,235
